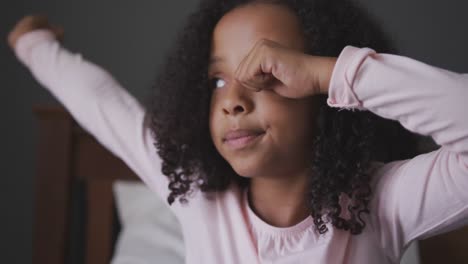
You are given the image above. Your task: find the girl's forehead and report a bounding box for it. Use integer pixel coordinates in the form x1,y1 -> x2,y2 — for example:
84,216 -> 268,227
210,3 -> 305,65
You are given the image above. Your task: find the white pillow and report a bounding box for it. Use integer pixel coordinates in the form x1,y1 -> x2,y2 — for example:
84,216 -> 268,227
400,241 -> 421,264
111,180 -> 185,264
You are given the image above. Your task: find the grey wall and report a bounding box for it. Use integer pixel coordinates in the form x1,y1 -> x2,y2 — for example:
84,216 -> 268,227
1,0 -> 467,263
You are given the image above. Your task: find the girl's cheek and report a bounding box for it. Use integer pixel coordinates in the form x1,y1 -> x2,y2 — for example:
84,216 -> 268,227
209,91 -> 220,110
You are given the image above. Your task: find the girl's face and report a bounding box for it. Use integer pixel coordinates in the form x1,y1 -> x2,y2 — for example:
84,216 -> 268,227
208,3 -> 319,178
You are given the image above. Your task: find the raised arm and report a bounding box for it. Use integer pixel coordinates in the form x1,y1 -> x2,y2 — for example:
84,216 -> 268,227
8,16 -> 171,201
327,46 -> 468,262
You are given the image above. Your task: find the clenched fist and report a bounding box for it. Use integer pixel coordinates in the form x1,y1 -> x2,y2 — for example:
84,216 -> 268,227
233,38 -> 337,98
7,15 -> 64,49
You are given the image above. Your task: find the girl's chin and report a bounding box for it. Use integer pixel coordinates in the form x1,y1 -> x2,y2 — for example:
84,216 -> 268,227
223,151 -> 271,177
235,173 -> 254,178
230,163 -> 264,178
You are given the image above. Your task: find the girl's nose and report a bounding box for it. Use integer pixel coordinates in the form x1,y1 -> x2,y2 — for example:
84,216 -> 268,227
222,80 -> 254,116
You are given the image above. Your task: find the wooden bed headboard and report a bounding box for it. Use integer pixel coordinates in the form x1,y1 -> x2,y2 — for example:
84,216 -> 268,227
33,105 -> 140,264
32,104 -> 468,264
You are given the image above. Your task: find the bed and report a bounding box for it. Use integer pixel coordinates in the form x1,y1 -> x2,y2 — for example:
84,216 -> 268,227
32,104 -> 468,264
32,104 -> 139,264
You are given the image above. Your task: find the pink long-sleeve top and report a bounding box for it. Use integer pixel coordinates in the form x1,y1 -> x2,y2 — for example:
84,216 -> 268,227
15,29 -> 468,264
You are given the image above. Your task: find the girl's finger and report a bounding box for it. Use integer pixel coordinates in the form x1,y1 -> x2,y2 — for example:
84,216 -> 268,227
236,43 -> 269,91
50,25 -> 65,41
234,44 -> 256,86
243,72 -> 275,92
235,39 -> 267,86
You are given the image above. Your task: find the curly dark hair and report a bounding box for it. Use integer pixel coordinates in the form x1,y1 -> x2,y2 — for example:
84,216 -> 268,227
144,0 -> 420,235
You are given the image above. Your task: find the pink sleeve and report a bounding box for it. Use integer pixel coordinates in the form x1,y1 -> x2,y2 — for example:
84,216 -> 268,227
329,46 -> 468,260
15,29 -> 172,203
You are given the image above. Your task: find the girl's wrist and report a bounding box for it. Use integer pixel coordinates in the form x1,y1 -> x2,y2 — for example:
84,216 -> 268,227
305,55 -> 337,95
317,56 -> 337,95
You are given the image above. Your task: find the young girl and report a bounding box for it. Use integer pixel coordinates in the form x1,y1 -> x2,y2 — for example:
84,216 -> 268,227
8,0 -> 468,263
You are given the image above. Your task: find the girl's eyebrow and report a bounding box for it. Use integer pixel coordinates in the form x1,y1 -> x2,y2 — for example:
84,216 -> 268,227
209,56 -> 224,66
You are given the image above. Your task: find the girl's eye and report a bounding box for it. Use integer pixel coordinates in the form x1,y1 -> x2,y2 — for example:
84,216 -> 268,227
210,77 -> 226,89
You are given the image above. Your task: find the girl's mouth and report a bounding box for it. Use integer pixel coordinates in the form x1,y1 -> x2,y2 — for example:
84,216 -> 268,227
223,130 -> 265,150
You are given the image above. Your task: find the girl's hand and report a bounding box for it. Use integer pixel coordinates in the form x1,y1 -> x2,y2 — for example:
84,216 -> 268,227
234,38 -> 337,98
7,15 -> 64,50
